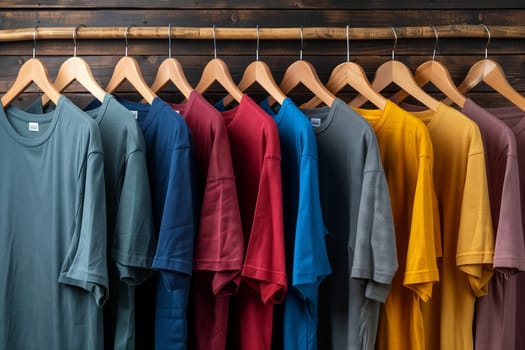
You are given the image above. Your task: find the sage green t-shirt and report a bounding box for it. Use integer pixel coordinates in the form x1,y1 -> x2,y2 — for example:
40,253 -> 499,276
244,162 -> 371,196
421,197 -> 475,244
27,94 -> 157,350
0,96 -> 108,349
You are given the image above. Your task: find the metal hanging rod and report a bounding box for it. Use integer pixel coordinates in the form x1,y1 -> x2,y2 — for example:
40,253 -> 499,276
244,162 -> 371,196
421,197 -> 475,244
0,24 -> 525,42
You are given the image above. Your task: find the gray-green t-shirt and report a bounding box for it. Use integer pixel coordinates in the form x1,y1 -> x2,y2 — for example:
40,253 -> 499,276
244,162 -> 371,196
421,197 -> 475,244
0,96 -> 108,349
302,98 -> 397,350
27,94 -> 157,350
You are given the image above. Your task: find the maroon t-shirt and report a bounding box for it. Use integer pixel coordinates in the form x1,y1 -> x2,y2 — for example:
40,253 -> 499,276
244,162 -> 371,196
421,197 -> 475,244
217,95 -> 287,350
170,91 -> 244,350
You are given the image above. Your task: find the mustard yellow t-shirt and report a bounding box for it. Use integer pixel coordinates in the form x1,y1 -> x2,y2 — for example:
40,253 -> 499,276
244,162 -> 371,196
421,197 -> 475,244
409,103 -> 494,350
354,100 -> 440,350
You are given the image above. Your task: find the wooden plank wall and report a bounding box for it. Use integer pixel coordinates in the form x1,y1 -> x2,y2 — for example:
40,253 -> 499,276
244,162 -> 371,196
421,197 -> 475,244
1,1 -> 524,108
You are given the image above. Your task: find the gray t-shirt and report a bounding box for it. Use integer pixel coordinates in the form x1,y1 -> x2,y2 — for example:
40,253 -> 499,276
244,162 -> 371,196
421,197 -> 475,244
0,96 -> 108,349
302,98 -> 397,350
27,94 -> 157,350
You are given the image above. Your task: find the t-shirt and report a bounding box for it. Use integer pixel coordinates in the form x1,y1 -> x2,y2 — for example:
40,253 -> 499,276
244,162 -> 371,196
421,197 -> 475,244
216,95 -> 287,350
300,98 -> 397,350
29,94 -> 157,350
462,101 -> 524,270
481,105 -> 525,350
353,100 -> 440,350
403,102 -> 494,350
401,99 -> 524,350
0,96 -> 108,349
117,97 -> 195,350
169,91 -> 244,350
259,98 -> 332,350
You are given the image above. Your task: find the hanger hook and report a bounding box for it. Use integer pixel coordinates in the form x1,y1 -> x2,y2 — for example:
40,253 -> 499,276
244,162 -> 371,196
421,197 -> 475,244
168,23 -> 172,58
212,25 -> 217,59
481,24 -> 491,59
346,24 -> 350,62
300,25 -> 304,60
73,24 -> 85,57
391,26 -> 398,60
431,25 -> 439,60
32,24 -> 38,58
124,24 -> 135,56
256,25 -> 260,61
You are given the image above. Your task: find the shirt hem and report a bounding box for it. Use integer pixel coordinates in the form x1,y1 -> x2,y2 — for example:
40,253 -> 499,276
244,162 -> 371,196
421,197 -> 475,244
152,257 -> 193,276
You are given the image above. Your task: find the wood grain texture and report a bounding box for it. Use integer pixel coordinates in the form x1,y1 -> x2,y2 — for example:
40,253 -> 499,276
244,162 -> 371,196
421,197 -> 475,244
3,25 -> 525,42
3,38 -> 524,57
0,1 -> 524,103
0,0 -> 522,9
1,9 -> 524,29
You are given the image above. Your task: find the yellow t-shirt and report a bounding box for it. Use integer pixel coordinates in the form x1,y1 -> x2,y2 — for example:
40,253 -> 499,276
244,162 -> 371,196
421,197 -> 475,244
409,103 -> 494,350
354,100 -> 440,350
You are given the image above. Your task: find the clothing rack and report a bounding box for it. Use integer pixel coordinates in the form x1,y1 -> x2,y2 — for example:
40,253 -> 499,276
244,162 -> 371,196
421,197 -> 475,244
1,24 -> 525,42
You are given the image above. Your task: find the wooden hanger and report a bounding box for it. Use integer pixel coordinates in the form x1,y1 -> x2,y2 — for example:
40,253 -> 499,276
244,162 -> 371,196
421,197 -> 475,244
303,61 -> 386,109
350,27 -> 439,111
303,25 -> 386,110
443,25 -> 525,112
149,24 -> 193,99
41,25 -> 106,106
392,26 -> 465,108
221,26 -> 286,107
195,58 -> 244,104
2,27 -> 61,108
105,25 -> 157,104
194,26 -> 243,103
270,26 -> 335,107
276,60 -> 335,108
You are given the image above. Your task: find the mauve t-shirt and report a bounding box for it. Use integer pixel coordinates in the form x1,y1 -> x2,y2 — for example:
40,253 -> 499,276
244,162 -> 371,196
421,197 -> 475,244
462,101 -> 525,350
481,105 -> 525,350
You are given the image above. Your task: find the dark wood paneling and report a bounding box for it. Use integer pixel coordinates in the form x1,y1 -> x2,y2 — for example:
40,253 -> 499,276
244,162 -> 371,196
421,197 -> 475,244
1,0 -> 522,10
0,1 -> 524,105
2,9 -> 524,29
2,38 -> 525,57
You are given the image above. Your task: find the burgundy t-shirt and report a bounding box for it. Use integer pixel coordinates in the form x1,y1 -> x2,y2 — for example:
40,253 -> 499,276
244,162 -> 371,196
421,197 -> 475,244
170,91 -> 244,350
218,95 -> 287,350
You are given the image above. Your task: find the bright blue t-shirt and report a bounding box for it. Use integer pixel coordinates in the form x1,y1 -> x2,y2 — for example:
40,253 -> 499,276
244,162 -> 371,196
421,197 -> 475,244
117,97 -> 195,350
260,98 -> 332,350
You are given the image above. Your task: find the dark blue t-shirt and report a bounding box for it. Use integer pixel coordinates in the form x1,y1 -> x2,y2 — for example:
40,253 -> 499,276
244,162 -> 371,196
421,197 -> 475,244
117,97 -> 196,350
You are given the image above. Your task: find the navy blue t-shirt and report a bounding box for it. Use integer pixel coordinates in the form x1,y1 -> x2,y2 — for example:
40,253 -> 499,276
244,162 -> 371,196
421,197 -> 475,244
117,97 -> 196,350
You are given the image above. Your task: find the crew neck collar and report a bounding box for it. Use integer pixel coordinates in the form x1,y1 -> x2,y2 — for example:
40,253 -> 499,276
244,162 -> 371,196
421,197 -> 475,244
0,96 -> 65,147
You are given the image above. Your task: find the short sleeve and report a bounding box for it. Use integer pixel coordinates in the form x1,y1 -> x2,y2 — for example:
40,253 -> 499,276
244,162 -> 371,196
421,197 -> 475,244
242,155 -> 288,304
404,154 -> 440,302
195,176 -> 244,295
456,150 -> 495,297
494,152 -> 525,270
292,154 -> 331,302
112,149 -> 157,286
192,122 -> 244,295
59,151 -> 109,308
352,169 -> 397,303
152,145 -> 196,291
